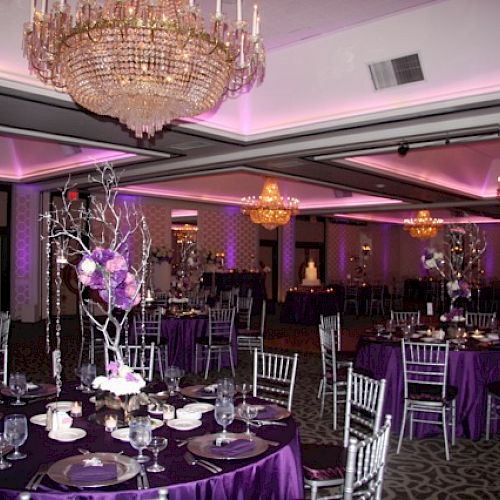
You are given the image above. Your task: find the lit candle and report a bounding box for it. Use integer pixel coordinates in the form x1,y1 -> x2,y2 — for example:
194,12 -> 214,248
256,14 -> 260,36
70,401 -> 82,418
163,404 -> 175,421
41,0 -> 47,14
236,0 -> 242,22
104,414 -> 118,432
189,0 -> 194,7
252,4 -> 258,36
239,32 -> 245,67
216,0 -> 222,18
30,0 -> 35,21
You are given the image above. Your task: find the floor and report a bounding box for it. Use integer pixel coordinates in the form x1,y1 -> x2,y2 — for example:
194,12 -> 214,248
5,309 -> 500,499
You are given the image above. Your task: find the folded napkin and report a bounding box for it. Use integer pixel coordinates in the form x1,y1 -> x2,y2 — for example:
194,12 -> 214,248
68,463 -> 117,483
256,405 -> 280,419
199,384 -> 217,394
26,382 -> 39,391
210,439 -> 256,457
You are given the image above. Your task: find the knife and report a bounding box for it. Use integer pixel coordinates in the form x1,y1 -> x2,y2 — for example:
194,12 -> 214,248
252,420 -> 287,427
183,451 -> 221,474
140,465 -> 150,489
27,463 -> 51,491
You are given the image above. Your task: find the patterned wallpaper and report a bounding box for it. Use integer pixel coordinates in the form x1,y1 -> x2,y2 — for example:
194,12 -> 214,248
279,218 -> 296,301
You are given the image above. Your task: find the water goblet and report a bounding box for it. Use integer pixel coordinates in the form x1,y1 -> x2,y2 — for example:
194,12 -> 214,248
146,437 -> 168,473
9,373 -> 27,406
81,363 -> 96,394
238,402 -> 258,435
164,366 -> 181,396
238,382 -> 251,404
217,378 -> 235,400
129,417 -> 152,463
174,368 -> 185,393
214,397 -> 235,436
5,414 -> 28,460
0,433 -> 12,470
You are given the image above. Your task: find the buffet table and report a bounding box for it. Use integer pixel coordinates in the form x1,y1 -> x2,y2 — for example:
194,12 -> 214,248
354,338 -> 500,440
280,290 -> 339,325
0,386 -> 304,499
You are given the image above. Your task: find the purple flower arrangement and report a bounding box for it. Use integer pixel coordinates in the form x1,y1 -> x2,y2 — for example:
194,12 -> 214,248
77,247 -> 141,310
440,307 -> 465,322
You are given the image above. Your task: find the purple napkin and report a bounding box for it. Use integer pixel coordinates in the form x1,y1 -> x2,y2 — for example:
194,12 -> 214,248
257,405 -> 280,419
210,439 -> 256,457
68,463 -> 117,483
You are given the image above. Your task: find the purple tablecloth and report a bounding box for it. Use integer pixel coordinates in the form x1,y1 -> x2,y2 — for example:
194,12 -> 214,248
161,317 -> 238,373
354,339 -> 500,440
280,291 -> 339,325
0,386 -> 303,499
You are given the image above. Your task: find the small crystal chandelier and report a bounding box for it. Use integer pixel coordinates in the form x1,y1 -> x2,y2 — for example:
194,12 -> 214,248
404,209 -> 444,239
23,0 -> 265,138
241,177 -> 299,231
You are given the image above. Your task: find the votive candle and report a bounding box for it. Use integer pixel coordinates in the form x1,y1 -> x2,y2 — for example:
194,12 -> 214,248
163,405 -> 175,421
70,401 -> 82,418
104,414 -> 118,432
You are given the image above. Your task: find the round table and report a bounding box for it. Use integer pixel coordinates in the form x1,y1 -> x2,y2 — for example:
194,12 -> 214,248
280,290 -> 339,325
355,338 -> 500,440
0,385 -> 303,499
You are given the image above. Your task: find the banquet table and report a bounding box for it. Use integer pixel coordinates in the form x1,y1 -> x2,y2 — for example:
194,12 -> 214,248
132,315 -> 238,374
280,290 -> 339,325
354,337 -> 500,440
0,385 -> 304,499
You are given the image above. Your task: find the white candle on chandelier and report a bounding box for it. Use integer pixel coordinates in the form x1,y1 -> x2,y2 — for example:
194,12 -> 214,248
41,0 -> 47,14
256,15 -> 261,36
60,0 -> 66,11
236,0 -> 242,22
239,32 -> 245,67
189,0 -> 194,8
216,0 -> 222,18
252,5 -> 258,36
30,0 -> 35,21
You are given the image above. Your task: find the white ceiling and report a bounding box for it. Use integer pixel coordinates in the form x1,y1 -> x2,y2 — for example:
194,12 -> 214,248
0,0 -> 499,223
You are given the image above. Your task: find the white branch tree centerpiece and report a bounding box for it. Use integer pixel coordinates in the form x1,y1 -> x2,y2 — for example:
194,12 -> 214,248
42,164 -> 151,394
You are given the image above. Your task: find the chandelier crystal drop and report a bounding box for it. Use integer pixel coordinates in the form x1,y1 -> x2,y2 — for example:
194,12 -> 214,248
241,177 -> 299,231
403,209 -> 444,239
23,0 -> 265,138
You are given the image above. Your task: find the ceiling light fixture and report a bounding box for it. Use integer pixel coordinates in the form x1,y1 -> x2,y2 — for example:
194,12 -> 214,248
241,177 -> 299,231
23,0 -> 265,138
403,209 -> 444,239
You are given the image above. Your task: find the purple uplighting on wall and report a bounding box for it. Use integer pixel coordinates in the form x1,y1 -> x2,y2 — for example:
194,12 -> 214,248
224,207 -> 239,269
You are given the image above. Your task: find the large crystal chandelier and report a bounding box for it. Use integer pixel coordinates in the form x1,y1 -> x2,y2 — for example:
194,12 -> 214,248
241,177 -> 299,231
403,209 -> 444,239
23,0 -> 265,138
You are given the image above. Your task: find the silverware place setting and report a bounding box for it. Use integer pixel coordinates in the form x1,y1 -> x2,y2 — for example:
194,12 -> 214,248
25,463 -> 51,491
183,451 -> 221,474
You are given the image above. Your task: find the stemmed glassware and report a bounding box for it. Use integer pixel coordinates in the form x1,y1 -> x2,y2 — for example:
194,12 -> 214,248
238,402 -> 258,435
214,396 -> 235,436
9,373 -> 27,406
129,417 -> 152,463
164,366 -> 183,396
0,433 -> 12,470
75,366 -> 84,391
81,363 -> 96,394
217,378 -> 235,399
146,437 -> 168,473
237,382 -> 251,404
174,368 -> 185,393
5,414 -> 28,460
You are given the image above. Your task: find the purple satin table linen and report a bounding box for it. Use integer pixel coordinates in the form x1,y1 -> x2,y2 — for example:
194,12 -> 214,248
0,389 -> 303,500
354,339 -> 500,440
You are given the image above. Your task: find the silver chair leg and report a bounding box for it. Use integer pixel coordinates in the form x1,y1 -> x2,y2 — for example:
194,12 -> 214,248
319,380 -> 326,417
397,402 -> 408,454
442,407 -> 450,461
332,385 -> 338,431
486,393 -> 491,441
317,379 -> 323,399
228,347 -> 235,377
409,412 -> 414,440
451,400 -> 456,446
310,484 -> 318,500
204,347 -> 212,380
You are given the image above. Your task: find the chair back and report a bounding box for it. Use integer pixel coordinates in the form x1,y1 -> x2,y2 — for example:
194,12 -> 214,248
319,325 -> 338,384
133,309 -> 162,343
155,291 -> 168,305
236,296 -> 253,330
218,290 -> 232,308
208,307 -> 235,344
320,313 -> 341,351
343,415 -> 392,500
401,339 -> 449,401
371,285 -> 384,301
118,343 -> 156,382
0,313 -> 10,385
258,300 -> 267,336
465,311 -> 496,329
253,350 -> 299,411
345,285 -> 359,299
344,366 -> 386,447
231,287 -> 240,307
390,310 -> 420,325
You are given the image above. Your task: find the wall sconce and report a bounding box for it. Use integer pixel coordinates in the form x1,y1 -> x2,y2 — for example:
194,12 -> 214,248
361,244 -> 371,256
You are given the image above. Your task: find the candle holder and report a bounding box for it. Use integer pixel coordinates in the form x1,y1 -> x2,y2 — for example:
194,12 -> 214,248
162,405 -> 175,422
70,401 -> 82,418
104,414 -> 118,432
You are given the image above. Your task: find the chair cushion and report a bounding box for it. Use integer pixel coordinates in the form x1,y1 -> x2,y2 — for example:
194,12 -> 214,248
488,381 -> 500,397
408,383 -> 458,402
302,444 -> 346,481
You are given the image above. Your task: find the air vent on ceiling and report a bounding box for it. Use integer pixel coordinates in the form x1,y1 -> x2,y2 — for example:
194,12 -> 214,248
369,53 -> 424,90
170,140 -> 212,151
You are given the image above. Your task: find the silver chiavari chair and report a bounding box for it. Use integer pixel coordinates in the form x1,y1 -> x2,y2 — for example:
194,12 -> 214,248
465,311 -> 496,329
217,290 -> 232,308
195,307 -> 236,379
318,326 -> 350,430
343,415 -> 392,500
390,310 -> 420,326
237,300 -> 266,353
252,350 -> 299,411
0,312 -> 10,385
236,296 -> 253,331
118,343 -> 156,382
485,381 -> 500,440
303,367 -> 386,500
397,340 -> 457,461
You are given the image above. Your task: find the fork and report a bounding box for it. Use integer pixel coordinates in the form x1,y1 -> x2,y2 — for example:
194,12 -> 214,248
183,451 -> 222,473
25,463 -> 51,491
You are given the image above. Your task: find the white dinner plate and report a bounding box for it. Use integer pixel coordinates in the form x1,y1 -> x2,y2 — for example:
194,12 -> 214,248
167,418 -> 202,431
46,401 -> 74,411
422,337 -> 441,343
183,402 -> 215,414
49,428 -> 87,442
111,428 -> 130,442
30,414 -> 47,426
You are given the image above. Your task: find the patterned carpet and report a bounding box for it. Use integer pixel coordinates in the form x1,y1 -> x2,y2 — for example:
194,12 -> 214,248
6,315 -> 500,499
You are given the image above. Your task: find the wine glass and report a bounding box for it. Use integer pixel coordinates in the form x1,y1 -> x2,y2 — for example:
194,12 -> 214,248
0,433 -> 12,470
164,366 -> 180,396
5,414 -> 28,460
217,378 -> 235,400
146,437 -> 168,473
237,382 -> 251,404
81,363 -> 96,394
174,368 -> 185,393
238,402 -> 258,435
129,417 -> 152,463
75,366 -> 84,391
9,373 -> 27,406
214,397 -> 234,436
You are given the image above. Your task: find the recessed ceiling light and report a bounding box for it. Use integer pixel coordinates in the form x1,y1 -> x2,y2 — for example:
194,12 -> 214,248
375,183 -> 385,188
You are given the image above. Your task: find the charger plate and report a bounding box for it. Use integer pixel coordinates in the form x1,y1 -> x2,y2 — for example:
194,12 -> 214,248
48,452 -> 140,488
235,403 -> 291,421
1,383 -> 56,400
188,432 -> 268,460
180,385 -> 218,400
